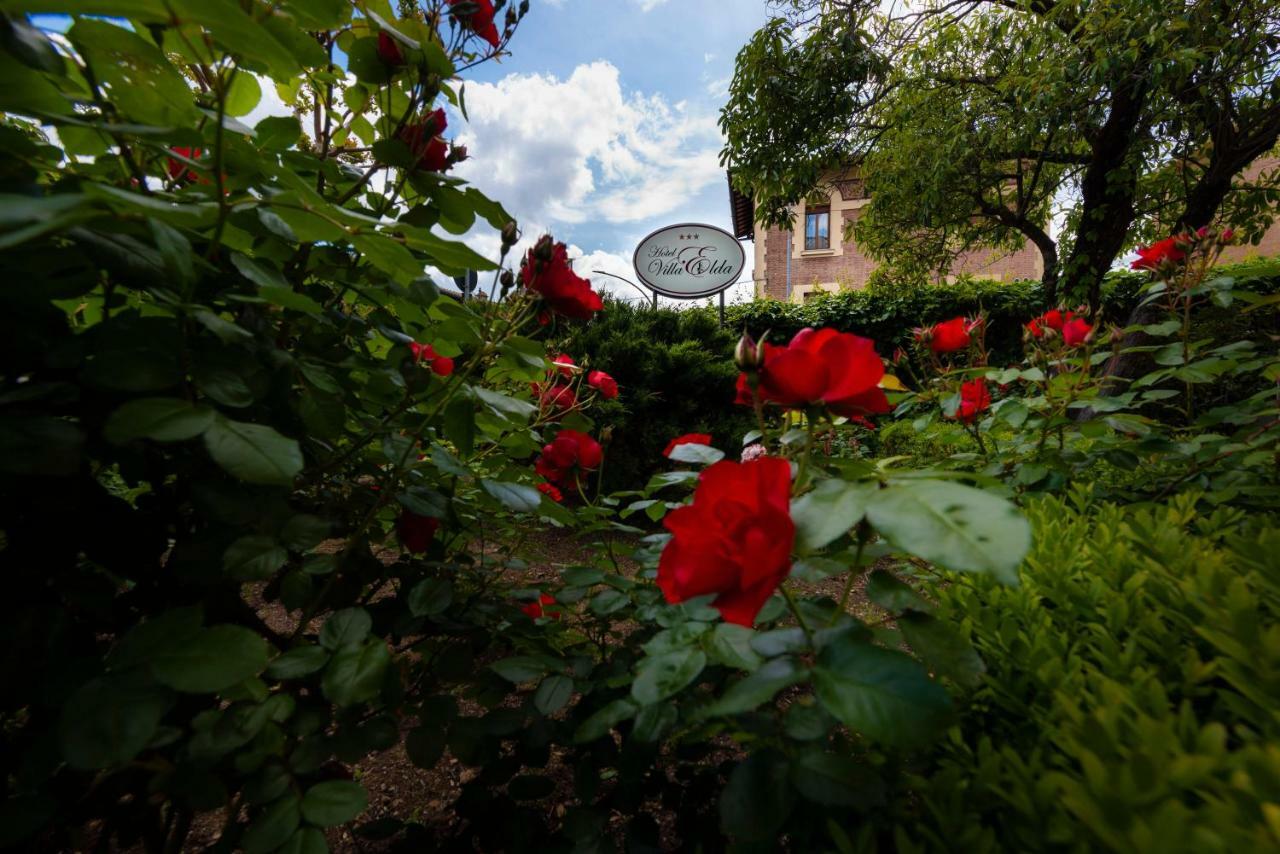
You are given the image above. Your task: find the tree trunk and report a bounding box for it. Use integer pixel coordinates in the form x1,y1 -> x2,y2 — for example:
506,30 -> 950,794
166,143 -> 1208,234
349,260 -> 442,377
1058,80 -> 1150,311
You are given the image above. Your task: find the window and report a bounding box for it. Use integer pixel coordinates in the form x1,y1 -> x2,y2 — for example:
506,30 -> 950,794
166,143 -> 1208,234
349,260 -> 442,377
805,205 -> 830,250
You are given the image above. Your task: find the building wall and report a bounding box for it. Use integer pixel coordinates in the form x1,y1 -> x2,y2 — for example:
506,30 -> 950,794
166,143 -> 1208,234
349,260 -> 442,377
1219,155 -> 1280,264
752,155 -> 1279,302
753,180 -> 1042,302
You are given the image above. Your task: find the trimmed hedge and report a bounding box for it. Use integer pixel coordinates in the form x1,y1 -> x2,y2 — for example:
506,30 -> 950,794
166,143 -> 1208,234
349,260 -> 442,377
570,259 -> 1279,488
561,301 -> 756,491
878,491 -> 1280,852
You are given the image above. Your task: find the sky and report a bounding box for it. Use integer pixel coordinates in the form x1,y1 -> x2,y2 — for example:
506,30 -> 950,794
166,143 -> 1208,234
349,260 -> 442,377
32,2 -> 776,305
448,0 -> 774,305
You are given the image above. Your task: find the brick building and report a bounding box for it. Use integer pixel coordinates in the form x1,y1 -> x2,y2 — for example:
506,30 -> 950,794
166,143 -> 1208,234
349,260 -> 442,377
730,157 -> 1279,303
728,171 -> 1043,302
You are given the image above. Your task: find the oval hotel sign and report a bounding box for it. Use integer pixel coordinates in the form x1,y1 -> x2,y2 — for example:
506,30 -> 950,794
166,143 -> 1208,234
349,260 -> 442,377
633,222 -> 745,299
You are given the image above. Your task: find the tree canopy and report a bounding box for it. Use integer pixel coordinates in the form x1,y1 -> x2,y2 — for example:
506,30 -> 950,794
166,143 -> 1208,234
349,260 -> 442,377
720,0 -> 1280,307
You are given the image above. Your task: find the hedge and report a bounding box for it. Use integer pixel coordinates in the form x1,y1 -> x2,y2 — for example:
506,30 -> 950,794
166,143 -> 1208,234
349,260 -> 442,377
568,258 -> 1279,489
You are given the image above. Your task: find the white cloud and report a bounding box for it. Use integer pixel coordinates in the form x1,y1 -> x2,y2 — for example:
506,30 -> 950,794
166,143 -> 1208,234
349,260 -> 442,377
635,0 -> 673,10
453,61 -> 724,229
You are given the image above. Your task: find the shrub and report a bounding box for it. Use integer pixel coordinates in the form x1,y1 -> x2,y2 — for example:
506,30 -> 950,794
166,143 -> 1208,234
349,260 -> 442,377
880,491 -> 1280,852
560,298 -> 756,490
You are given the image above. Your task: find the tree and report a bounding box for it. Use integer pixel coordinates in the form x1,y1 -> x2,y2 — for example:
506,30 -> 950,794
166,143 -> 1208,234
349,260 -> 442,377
721,0 -> 1280,309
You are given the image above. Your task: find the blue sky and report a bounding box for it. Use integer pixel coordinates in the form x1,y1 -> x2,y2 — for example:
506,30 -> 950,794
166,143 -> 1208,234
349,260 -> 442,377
447,0 -> 773,303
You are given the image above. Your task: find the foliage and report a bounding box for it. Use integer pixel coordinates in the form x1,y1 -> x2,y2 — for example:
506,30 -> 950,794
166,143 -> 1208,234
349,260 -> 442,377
0,3 -> 1041,852
877,491 -> 1280,853
721,0 -> 1280,305
555,297 -> 756,491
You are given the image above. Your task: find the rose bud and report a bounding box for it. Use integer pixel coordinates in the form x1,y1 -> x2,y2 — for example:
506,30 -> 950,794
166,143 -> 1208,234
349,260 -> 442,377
732,330 -> 757,371
501,220 -> 519,250
499,269 -> 515,292
532,234 -> 555,262
1221,228 -> 1235,244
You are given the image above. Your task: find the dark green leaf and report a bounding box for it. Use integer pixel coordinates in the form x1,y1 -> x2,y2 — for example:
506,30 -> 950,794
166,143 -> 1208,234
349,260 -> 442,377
204,418 -> 303,486
631,649 -> 706,705
534,674 -> 574,715
812,639 -> 951,748
300,780 -> 368,827
103,398 -> 215,444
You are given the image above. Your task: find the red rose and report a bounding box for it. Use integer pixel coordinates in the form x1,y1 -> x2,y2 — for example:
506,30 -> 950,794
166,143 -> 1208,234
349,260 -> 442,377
519,237 -> 605,321
1026,308 -> 1072,339
535,429 -> 603,487
929,316 -> 972,353
1131,237 -> 1186,271
399,109 -> 451,172
409,342 -> 437,362
166,146 -> 202,182
532,382 -> 577,415
664,433 -> 713,458
522,593 -> 561,620
734,327 -> 889,418
1221,228 -> 1235,243
657,457 -> 794,626
537,482 -> 563,503
587,370 -> 618,400
430,356 -> 454,376
397,511 -> 439,554
446,0 -> 501,49
552,353 -> 576,377
954,378 -> 991,424
1061,317 -> 1093,348
377,31 -> 406,66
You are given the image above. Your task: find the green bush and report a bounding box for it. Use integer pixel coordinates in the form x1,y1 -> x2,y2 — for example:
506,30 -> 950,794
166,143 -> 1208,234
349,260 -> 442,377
729,260 -> 1279,368
562,298 -> 756,490
881,490 -> 1280,852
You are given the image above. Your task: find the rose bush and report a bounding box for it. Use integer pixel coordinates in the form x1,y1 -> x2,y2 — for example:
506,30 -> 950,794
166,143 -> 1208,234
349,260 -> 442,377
3,2 -> 1273,852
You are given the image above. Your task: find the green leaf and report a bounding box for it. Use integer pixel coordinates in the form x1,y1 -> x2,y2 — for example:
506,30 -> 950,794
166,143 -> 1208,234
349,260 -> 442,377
279,828 -> 329,854
204,418 -> 304,486
266,645 -> 329,680
0,414 -> 84,476
149,625 -> 269,693
473,387 -> 537,421
897,612 -> 986,688
590,589 -> 629,616
792,479 -> 875,552
666,442 -> 725,465
242,794 -> 301,854
300,780 -> 368,827
705,623 -> 764,671
789,750 -> 885,808
573,699 -> 638,743
280,514 -> 330,552
322,638 -> 390,706
865,569 -> 933,614
408,578 -> 453,617
632,702 -> 678,742
224,71 -> 262,117
700,657 -> 805,717
866,480 -> 1029,584
719,751 -> 794,843
103,398 -> 215,444
59,676 -> 173,769
490,656 -> 551,683
256,115 -> 302,151
812,639 -> 951,748
223,535 -> 289,581
320,608 -> 372,650
631,649 -> 706,705
534,674 -> 574,715
481,479 -> 542,513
